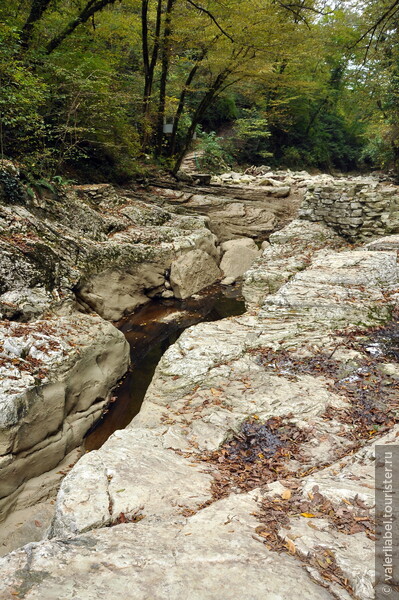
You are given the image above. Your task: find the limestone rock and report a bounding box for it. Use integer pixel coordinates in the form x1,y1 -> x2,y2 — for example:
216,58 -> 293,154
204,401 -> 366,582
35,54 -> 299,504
0,314 -> 129,520
0,287 -> 54,322
219,237 -> 260,282
264,249 -> 398,327
271,427 -> 399,600
153,189 -> 283,242
365,234 -> 399,251
243,220 -> 345,309
221,276 -> 235,285
50,427 -> 213,537
0,183 -> 220,321
0,494 -> 334,600
2,220 -> 399,598
170,249 -> 221,299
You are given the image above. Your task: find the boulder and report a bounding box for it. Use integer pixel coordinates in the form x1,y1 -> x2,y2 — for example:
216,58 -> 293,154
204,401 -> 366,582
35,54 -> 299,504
170,249 -> 221,299
220,237 -> 260,282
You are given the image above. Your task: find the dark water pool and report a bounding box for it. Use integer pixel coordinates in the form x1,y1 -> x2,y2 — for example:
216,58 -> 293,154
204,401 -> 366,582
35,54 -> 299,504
84,284 -> 245,451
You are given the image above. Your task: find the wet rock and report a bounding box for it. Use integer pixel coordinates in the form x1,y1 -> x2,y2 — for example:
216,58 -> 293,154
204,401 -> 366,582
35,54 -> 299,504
170,249 -> 222,299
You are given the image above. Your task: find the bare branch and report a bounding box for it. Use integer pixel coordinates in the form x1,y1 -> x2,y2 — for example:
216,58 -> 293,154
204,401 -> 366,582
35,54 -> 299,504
46,0 -> 120,54
349,0 -> 399,57
186,0 -> 234,42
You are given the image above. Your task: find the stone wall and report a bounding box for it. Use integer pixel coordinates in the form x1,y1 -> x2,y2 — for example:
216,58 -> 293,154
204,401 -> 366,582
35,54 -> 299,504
299,178 -> 399,240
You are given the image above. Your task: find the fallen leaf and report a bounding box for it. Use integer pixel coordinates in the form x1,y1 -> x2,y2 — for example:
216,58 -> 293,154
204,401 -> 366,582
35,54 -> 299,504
286,538 -> 296,554
211,388 -> 222,396
281,489 -> 292,500
301,513 -> 316,518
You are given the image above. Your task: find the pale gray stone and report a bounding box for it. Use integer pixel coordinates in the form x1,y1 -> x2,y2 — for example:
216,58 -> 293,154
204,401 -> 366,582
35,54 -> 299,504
0,494 -> 334,600
0,314 -> 129,520
170,249 -> 221,299
220,237 -> 260,282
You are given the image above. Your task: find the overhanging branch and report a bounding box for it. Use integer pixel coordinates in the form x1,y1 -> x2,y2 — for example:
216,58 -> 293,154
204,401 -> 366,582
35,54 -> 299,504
186,0 -> 234,42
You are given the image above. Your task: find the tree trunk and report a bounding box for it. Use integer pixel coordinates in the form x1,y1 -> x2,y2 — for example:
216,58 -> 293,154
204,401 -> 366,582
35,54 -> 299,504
155,0 -> 176,155
45,0 -> 118,54
168,50 -> 206,156
20,0 -> 53,50
141,0 -> 163,151
172,69 -> 231,174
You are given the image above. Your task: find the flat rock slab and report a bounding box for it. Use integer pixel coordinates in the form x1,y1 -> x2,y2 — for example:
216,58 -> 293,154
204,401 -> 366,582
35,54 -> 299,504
51,427 -> 213,537
0,494 -> 335,600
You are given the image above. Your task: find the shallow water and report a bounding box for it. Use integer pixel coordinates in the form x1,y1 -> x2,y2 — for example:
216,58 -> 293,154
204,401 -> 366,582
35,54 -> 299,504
84,284 -> 245,451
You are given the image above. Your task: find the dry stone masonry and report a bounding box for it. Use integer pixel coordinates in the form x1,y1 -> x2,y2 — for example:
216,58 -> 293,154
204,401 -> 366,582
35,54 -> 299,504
299,177 -> 399,241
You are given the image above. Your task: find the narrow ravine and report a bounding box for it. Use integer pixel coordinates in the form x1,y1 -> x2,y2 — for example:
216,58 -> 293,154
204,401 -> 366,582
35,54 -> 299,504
85,283 -> 245,451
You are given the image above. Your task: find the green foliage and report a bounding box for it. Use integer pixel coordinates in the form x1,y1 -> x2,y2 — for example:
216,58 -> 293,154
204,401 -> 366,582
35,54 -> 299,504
0,24 -> 49,163
0,166 -> 26,204
0,0 -> 396,179
225,110 -> 272,165
196,130 -> 232,173
200,94 -> 239,131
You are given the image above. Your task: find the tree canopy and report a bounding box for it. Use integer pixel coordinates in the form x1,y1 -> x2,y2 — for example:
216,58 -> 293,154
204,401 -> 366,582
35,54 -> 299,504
0,0 -> 397,180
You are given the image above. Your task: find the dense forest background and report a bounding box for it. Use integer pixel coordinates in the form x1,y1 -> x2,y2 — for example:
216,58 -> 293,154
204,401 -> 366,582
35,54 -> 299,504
0,0 -> 399,182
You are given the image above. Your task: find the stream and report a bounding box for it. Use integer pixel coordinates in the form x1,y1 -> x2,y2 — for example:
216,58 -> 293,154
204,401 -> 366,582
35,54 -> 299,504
84,283 -> 246,451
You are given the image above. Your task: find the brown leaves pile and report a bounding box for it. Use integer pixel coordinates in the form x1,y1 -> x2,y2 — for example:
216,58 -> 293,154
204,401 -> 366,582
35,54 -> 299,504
252,343 -> 399,442
255,483 -> 374,594
200,417 -> 309,500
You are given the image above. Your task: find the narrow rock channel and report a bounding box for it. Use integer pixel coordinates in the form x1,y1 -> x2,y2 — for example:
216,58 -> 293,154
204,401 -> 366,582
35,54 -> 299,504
1,167 -> 399,598
85,283 -> 245,451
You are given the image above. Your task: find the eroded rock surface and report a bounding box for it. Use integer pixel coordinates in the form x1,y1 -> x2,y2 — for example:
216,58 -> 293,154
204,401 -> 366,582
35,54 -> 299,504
1,220 -> 395,598
243,219 -> 345,308
0,180 -> 221,321
0,314 -> 129,521
1,168 -> 399,598
148,185 -> 293,242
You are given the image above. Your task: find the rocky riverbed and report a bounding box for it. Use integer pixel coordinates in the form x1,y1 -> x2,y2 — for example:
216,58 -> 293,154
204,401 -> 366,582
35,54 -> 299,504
0,163 -> 399,598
